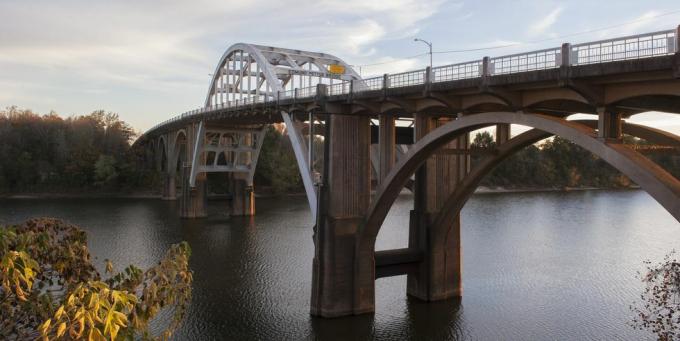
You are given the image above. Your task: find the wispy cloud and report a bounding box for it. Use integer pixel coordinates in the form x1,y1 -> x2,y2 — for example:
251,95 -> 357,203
528,6 -> 564,37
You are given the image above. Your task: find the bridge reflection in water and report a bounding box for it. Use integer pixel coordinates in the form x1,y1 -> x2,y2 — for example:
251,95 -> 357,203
134,26 -> 680,317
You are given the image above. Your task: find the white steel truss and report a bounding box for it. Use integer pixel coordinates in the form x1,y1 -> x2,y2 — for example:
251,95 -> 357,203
204,44 -> 362,219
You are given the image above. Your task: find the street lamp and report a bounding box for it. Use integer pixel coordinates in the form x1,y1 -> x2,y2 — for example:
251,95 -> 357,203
414,38 -> 433,70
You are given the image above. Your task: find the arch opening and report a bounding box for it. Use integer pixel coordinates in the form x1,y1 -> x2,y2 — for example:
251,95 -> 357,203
361,112 -> 680,253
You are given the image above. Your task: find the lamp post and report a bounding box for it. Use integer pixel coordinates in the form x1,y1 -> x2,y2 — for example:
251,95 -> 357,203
414,38 -> 433,70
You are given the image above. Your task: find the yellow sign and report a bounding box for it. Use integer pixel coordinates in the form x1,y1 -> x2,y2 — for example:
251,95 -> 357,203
328,64 -> 345,75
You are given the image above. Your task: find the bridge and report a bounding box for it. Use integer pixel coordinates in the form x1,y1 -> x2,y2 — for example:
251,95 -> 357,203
135,26 -> 680,317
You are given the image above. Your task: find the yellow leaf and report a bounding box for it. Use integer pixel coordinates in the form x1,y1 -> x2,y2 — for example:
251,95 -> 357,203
56,322 -> 67,338
55,306 -> 65,320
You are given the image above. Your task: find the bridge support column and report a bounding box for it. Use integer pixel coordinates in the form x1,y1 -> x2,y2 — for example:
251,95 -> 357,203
378,115 -> 396,183
407,114 -> 468,301
230,176 -> 255,216
180,166 -> 207,218
496,123 -> 511,144
161,172 -> 177,200
598,108 -> 622,141
311,114 -> 373,317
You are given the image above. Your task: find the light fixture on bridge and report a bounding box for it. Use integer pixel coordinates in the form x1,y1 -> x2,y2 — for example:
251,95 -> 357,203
414,38 -> 433,70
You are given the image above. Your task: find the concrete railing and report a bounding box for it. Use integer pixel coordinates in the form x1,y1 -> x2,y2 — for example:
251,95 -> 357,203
143,26 -> 679,136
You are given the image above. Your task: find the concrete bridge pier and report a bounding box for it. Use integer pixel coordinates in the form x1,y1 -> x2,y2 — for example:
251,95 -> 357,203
311,114 -> 374,317
160,172 -> 177,200
180,122 -> 207,218
407,114 -> 469,301
180,166 -> 207,218
229,174 -> 255,216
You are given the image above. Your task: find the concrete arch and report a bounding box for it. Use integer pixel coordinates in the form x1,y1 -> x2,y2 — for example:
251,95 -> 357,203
157,136 -> 168,172
522,88 -> 590,108
360,112 -> 680,250
605,81 -> 680,105
172,130 -> 188,173
415,98 -> 452,113
431,120 -> 680,244
461,94 -> 508,111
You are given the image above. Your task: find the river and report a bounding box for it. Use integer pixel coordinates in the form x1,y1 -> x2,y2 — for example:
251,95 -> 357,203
1,190 -> 677,340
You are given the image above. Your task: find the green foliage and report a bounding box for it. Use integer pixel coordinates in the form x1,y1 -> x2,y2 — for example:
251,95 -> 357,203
469,132 -> 679,189
631,251 -> 680,341
0,218 -> 193,340
254,126 -> 304,194
94,155 -> 118,187
0,106 -> 153,193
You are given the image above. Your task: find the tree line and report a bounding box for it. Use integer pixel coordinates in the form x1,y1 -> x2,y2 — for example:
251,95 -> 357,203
1,106 -> 678,194
470,130 -> 680,189
0,107 -> 154,193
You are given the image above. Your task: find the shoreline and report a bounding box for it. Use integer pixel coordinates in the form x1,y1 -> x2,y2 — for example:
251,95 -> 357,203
0,186 -> 639,200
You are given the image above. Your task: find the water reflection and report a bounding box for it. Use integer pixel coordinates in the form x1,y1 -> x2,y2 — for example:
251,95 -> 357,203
0,190 -> 677,340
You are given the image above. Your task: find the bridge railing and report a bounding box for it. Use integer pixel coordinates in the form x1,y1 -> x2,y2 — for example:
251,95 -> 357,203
489,47 -> 562,75
297,86 -> 317,99
354,76 -> 384,93
388,70 -> 426,88
329,81 -> 351,96
432,60 -> 483,82
145,26 -> 679,136
571,29 -> 677,65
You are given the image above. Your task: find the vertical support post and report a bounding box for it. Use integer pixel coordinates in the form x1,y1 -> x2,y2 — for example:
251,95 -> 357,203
180,122 -> 207,218
675,25 -> 680,54
408,113 -> 466,301
308,112 -> 314,172
597,107 -> 622,141
482,56 -> 491,76
310,114 -> 373,317
496,123 -> 510,145
160,173 -> 177,200
378,114 -> 396,183
561,43 -> 572,66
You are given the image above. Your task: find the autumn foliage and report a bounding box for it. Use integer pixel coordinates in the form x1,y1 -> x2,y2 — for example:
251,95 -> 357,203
0,218 -> 192,340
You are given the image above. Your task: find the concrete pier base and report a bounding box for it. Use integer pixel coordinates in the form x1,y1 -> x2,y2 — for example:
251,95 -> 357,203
407,210 -> 462,301
161,173 -> 177,200
180,166 -> 207,218
311,114 -> 374,317
407,114 -> 467,302
230,178 -> 255,216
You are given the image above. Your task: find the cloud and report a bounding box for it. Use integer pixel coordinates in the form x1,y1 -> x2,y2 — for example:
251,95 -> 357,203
528,7 -> 563,37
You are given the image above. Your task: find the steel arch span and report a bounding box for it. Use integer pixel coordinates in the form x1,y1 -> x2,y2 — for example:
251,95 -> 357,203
202,43 -> 362,219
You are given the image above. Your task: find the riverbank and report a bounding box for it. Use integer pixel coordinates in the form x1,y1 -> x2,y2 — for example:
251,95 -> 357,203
1,185 -> 639,199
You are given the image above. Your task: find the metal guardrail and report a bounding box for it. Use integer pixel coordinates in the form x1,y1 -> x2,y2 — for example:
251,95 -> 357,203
490,47 -> 561,75
388,70 -> 426,88
329,81 -> 350,96
571,29 -> 677,65
357,76 -> 383,92
143,26 -> 679,136
297,86 -> 317,98
432,60 -> 482,82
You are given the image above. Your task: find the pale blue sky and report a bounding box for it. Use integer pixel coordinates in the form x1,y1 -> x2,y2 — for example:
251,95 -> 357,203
1,0 -> 679,133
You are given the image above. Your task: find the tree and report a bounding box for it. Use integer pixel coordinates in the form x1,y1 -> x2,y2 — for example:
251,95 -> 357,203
631,251 -> 680,340
0,218 -> 193,340
94,155 -> 118,187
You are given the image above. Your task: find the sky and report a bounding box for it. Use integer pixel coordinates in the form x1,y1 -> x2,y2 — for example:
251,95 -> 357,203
1,0 -> 680,134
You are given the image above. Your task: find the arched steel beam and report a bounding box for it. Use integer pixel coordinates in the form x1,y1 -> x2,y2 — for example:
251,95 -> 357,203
202,43 -> 362,220
360,112 -> 680,249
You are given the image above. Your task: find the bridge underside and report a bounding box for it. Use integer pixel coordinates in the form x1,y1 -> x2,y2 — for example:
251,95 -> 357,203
136,30 -> 680,318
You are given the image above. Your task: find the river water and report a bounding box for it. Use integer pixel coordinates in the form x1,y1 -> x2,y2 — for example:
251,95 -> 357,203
1,190 -> 678,340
